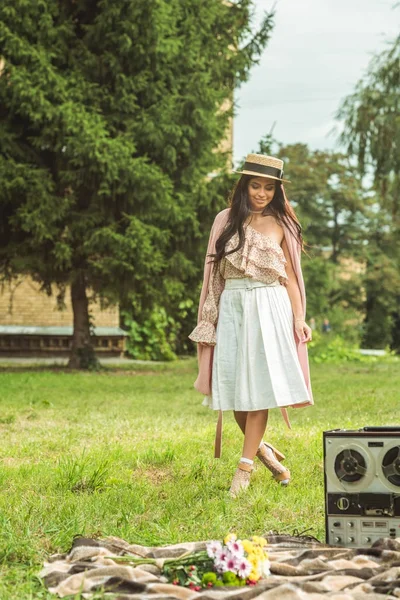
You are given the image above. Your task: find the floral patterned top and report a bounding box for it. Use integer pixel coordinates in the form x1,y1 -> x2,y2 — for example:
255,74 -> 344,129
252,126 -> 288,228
189,224 -> 288,345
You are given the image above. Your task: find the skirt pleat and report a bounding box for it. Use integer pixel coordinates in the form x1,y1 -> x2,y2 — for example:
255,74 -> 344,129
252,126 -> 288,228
205,278 -> 310,412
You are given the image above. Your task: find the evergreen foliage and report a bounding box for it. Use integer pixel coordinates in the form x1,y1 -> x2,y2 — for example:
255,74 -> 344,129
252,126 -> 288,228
277,144 -> 368,263
0,0 -> 274,366
255,138 -> 368,342
338,34 -> 400,349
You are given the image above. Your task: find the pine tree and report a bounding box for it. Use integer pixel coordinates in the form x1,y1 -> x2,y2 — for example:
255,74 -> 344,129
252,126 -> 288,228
0,0 -> 274,366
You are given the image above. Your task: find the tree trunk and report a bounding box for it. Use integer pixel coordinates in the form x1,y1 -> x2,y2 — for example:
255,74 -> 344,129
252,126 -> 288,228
362,260 -> 393,350
331,208 -> 340,264
390,298 -> 400,353
68,273 -> 99,369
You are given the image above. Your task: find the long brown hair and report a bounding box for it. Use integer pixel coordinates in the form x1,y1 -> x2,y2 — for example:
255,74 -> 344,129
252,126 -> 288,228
211,175 -> 303,263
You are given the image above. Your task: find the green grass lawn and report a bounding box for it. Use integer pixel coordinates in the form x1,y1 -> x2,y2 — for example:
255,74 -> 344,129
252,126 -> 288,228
0,358 -> 399,598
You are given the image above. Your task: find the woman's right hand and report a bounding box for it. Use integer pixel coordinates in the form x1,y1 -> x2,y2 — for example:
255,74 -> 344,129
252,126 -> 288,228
294,320 -> 312,343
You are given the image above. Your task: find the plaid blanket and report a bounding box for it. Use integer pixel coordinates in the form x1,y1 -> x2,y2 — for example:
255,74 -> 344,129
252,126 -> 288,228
40,534 -> 400,599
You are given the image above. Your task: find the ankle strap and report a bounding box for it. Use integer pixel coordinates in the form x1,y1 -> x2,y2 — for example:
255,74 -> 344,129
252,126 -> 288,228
238,462 -> 253,473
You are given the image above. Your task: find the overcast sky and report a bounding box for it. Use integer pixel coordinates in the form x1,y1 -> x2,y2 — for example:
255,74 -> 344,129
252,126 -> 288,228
233,0 -> 400,164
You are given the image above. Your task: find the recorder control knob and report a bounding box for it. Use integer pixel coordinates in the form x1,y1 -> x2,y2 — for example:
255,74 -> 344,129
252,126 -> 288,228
364,537 -> 371,543
348,536 -> 355,543
337,497 -> 350,511
334,536 -> 342,543
347,522 -> 354,528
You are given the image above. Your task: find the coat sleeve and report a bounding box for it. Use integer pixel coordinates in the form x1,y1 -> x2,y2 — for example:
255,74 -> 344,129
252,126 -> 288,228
190,209 -> 230,395
188,261 -> 225,345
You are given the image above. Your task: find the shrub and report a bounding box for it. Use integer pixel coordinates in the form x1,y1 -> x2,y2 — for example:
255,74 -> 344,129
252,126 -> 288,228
123,305 -> 178,361
309,331 -> 398,364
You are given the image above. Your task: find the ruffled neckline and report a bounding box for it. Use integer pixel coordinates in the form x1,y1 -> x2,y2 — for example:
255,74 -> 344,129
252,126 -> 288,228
223,224 -> 288,284
244,224 -> 284,254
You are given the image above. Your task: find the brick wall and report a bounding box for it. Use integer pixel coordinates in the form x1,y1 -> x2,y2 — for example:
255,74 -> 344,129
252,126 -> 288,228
0,277 -> 119,328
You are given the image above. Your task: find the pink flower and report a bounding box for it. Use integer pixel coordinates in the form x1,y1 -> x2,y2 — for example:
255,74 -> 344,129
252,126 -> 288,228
215,559 -> 226,573
226,539 -> 244,557
224,553 -> 238,573
215,551 -> 239,574
215,549 -> 228,563
237,558 -> 252,580
214,549 -> 229,572
206,541 -> 222,559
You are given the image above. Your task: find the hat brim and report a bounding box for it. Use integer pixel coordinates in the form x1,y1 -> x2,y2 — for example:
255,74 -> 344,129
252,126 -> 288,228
233,170 -> 291,184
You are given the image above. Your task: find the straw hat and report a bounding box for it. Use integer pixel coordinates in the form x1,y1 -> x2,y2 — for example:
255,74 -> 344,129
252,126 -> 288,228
234,153 -> 290,183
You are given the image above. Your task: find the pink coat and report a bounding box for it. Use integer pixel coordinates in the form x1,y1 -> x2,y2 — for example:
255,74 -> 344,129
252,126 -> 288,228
193,207 -> 313,456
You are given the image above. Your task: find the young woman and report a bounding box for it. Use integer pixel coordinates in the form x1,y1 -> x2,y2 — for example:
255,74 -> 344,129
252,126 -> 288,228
189,153 -> 313,497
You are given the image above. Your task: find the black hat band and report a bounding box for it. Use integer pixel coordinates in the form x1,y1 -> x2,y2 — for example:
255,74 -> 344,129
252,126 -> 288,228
243,161 -> 283,179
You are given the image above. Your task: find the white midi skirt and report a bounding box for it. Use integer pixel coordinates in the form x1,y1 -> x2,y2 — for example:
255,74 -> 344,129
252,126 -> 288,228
204,277 -> 310,412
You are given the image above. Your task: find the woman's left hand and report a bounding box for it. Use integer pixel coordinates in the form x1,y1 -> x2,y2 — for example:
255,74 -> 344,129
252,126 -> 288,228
294,320 -> 312,343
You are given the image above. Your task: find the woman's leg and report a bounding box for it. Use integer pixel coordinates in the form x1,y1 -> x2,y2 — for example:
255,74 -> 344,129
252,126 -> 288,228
231,408 -> 289,494
234,410 -> 271,455
234,409 -> 288,480
229,409 -> 269,497
233,410 -> 248,435
242,409 -> 269,460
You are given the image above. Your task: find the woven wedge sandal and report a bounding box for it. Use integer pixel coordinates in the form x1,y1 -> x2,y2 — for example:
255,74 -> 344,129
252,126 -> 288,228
229,462 -> 253,498
256,442 -> 291,486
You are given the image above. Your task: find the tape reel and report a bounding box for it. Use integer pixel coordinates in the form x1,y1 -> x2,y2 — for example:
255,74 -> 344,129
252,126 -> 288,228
326,441 -> 376,493
378,444 -> 400,493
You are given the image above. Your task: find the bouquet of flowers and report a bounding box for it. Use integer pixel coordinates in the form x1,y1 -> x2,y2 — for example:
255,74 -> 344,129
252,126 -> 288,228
162,533 -> 270,590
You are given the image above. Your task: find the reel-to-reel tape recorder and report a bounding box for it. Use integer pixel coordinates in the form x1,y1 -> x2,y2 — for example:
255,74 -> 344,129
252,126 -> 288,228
324,427 -> 400,547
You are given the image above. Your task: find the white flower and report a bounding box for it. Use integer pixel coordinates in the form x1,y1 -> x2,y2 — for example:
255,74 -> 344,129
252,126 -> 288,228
260,559 -> 271,578
237,557 -> 252,579
224,552 -> 238,573
214,549 -> 228,572
226,539 -> 244,557
214,549 -> 239,573
215,548 -> 228,563
215,559 -> 227,573
206,540 -> 222,559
